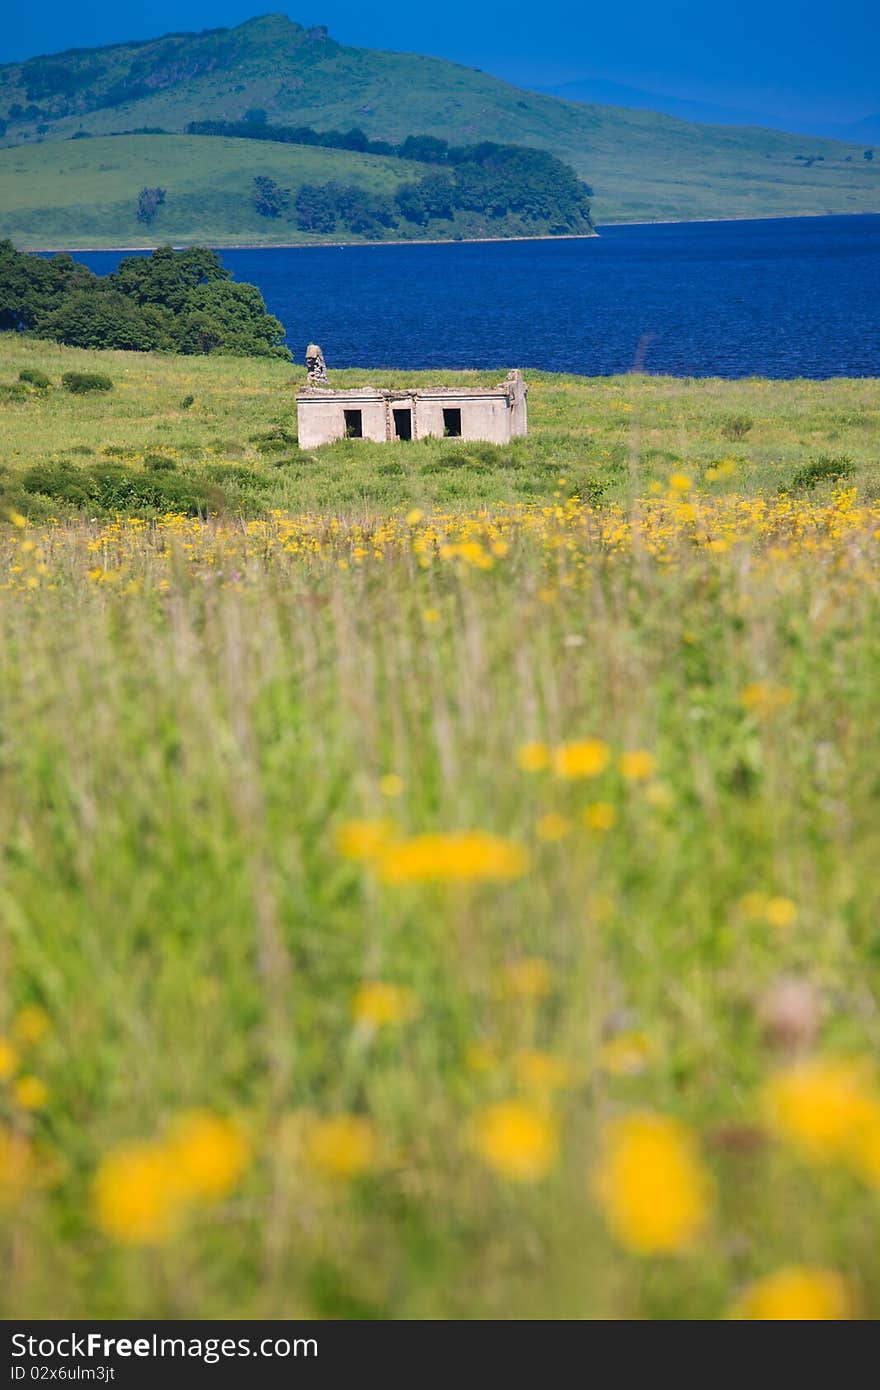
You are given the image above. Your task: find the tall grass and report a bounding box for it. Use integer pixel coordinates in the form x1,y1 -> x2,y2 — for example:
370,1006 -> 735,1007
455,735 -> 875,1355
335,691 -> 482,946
1,490 -> 879,1318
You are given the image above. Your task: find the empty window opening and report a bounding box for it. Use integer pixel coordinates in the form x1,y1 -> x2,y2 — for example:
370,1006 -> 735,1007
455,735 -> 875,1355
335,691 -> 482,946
443,408 -> 462,438
344,409 -> 363,439
393,408 -> 413,441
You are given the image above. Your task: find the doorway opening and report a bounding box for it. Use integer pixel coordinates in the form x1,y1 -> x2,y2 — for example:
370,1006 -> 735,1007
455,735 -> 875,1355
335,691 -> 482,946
442,407 -> 462,438
393,408 -> 413,441
343,409 -> 363,439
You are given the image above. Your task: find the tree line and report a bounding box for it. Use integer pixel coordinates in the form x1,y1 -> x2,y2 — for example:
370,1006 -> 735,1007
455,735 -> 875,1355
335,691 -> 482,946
0,242 -> 291,357
233,127 -> 594,238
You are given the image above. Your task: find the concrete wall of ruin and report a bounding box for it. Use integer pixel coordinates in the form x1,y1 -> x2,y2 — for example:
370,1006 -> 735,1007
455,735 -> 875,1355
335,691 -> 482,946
296,373 -> 528,448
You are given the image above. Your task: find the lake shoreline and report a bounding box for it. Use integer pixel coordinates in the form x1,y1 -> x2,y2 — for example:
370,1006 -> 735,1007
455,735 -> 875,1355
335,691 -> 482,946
27,209 -> 880,254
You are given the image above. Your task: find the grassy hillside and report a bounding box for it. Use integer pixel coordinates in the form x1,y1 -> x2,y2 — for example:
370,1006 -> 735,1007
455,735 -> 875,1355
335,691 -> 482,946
2,335 -> 878,518
1,14 -> 878,240
1,338 -> 880,1319
0,135 -> 429,248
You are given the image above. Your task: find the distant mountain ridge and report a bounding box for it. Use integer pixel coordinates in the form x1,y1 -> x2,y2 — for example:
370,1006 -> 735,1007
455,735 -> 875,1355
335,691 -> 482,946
1,13 -> 878,246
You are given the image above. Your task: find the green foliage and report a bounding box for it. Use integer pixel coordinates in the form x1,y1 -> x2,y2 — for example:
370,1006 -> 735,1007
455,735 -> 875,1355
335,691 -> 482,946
136,186 -> 166,225
252,175 -> 289,218
0,242 -> 291,359
20,457 -> 229,515
19,366 -> 50,388
789,454 -> 856,490
719,413 -> 754,441
61,370 -> 113,394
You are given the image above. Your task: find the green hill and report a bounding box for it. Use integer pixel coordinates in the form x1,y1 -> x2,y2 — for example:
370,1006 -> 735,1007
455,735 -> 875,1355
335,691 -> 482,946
1,13 -> 878,246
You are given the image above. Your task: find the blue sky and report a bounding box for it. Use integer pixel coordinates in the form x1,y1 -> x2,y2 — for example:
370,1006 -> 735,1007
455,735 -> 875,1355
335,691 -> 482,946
2,3 -> 878,122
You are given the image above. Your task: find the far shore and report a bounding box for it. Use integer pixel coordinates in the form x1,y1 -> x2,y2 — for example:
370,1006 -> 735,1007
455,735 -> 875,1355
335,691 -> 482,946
23,208 -> 880,255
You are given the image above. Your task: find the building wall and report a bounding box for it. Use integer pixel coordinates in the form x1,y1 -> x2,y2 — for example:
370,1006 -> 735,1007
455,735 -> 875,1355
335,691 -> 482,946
296,375 -> 527,447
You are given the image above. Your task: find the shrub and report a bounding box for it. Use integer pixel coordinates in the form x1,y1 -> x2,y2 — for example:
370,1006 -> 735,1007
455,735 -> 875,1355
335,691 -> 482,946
0,383 -> 29,402
720,413 -> 753,441
61,371 -> 113,394
180,395 -> 195,410
19,367 -> 51,389
789,455 -> 856,491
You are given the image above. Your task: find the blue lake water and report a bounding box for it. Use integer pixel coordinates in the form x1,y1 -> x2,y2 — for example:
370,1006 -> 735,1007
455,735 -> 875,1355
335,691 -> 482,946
67,214 -> 880,379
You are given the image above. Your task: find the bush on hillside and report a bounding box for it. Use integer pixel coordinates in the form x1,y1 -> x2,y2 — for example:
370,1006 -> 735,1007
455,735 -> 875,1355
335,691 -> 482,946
61,371 -> 113,394
19,367 -> 51,388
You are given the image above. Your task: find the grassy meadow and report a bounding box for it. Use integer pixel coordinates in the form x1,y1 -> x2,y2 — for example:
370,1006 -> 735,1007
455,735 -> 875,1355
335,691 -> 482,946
1,335 -> 880,1319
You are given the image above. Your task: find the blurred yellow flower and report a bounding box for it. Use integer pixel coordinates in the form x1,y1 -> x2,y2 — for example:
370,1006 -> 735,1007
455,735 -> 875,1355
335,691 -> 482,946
0,1040 -> 18,1081
583,802 -> 618,831
644,781 -> 674,809
765,896 -> 797,929
379,773 -> 405,798
12,1005 -> 50,1047
351,981 -> 420,1028
516,741 -> 551,773
165,1111 -> 250,1201
619,750 -> 657,781
377,831 -> 529,884
763,1057 -> 880,1168
405,508 -> 424,525
599,1030 -> 654,1076
535,812 -> 572,842
13,1076 -> 48,1110
8,510 -> 27,528
472,1100 -> 559,1182
336,819 -> 396,862
421,607 -> 441,623
739,682 -> 793,715
668,472 -> 692,494
591,1112 -> 714,1254
304,1115 -> 378,1180
94,1141 -> 184,1245
553,739 -> 610,779
730,1266 -> 853,1320
496,957 -> 554,1001
512,1049 -> 574,1093
0,1128 -> 34,1208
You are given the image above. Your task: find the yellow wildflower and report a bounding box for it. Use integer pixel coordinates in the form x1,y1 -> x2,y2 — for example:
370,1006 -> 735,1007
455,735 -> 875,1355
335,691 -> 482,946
405,508 -> 424,525
553,739 -> 610,779
599,1030 -> 654,1076
765,896 -> 797,929
583,802 -> 618,831
377,830 -> 529,884
619,750 -> 657,781
0,1129 -> 34,1208
422,607 -> 441,623
94,1141 -> 185,1245
13,1076 -> 48,1110
472,1100 -> 559,1182
668,472 -> 692,494
516,741 -> 551,773
763,1057 -> 880,1167
336,819 -> 396,862
730,1266 -> 853,1320
512,1049 -> 574,1093
351,982 -> 420,1028
535,812 -> 572,842
304,1115 -> 378,1180
0,1040 -> 18,1081
379,773 -> 405,798
12,1005 -> 50,1047
591,1112 -> 714,1254
165,1111 -> 250,1201
496,957 -> 554,1000
739,682 -> 794,715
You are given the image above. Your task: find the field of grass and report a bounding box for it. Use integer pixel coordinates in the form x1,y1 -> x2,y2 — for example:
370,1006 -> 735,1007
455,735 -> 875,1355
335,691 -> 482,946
2,16 -> 879,243
1,337 -> 880,1319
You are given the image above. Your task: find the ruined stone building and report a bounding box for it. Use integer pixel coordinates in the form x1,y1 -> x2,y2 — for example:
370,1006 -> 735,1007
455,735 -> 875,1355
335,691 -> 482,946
296,351 -> 527,447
